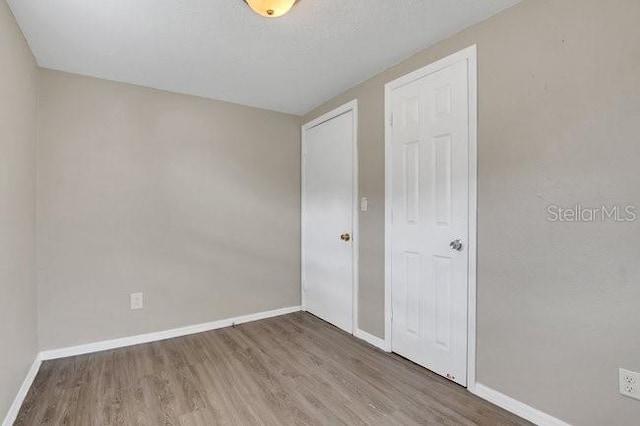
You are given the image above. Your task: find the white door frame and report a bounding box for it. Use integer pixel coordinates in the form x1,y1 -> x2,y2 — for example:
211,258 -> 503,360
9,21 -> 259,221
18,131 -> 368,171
384,45 -> 477,390
301,100 -> 359,333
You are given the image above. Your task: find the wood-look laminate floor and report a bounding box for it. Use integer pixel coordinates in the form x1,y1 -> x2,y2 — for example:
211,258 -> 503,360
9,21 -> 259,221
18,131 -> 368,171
15,312 -> 530,426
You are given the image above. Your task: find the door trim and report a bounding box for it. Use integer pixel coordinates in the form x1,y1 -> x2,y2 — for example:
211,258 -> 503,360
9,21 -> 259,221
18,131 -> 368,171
384,45 -> 477,390
301,100 -> 359,334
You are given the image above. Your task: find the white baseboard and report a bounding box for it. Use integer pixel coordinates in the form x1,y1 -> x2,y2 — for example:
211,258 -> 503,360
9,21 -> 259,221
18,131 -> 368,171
40,306 -> 301,361
354,328 -> 390,352
473,383 -> 572,426
2,354 -> 42,426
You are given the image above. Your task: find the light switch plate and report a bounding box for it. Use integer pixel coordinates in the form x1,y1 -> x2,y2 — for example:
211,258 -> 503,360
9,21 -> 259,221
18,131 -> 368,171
130,292 -> 144,310
361,197 -> 368,212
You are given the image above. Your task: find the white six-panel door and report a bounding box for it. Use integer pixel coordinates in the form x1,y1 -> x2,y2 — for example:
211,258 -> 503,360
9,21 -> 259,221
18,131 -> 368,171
388,57 -> 471,386
302,104 -> 357,334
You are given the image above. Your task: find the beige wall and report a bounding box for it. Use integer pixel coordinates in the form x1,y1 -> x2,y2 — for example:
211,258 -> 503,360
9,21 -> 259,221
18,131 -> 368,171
37,70 -> 301,350
0,0 -> 39,420
303,0 -> 640,424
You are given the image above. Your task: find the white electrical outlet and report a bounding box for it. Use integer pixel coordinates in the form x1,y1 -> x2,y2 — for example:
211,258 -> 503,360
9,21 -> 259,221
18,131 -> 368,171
619,368 -> 640,400
130,292 -> 144,310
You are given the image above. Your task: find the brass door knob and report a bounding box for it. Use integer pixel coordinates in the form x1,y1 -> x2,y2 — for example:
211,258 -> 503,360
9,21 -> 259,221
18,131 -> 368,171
340,233 -> 351,242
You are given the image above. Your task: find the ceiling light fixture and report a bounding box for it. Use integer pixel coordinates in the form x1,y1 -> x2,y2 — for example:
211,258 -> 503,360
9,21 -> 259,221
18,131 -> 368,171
245,0 -> 296,18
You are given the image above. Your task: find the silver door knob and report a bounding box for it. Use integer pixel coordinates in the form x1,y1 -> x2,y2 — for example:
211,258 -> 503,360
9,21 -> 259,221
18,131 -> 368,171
450,239 -> 463,251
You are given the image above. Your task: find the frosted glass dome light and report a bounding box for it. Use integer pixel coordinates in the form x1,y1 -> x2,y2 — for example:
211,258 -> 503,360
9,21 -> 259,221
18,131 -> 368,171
245,0 -> 296,18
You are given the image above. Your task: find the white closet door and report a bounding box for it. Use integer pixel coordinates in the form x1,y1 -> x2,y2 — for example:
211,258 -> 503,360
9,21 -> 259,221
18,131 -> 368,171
389,59 -> 470,386
303,108 -> 356,333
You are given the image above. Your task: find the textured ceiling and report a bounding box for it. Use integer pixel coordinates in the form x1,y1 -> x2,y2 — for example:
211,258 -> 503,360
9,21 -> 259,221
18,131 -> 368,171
8,0 -> 520,115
